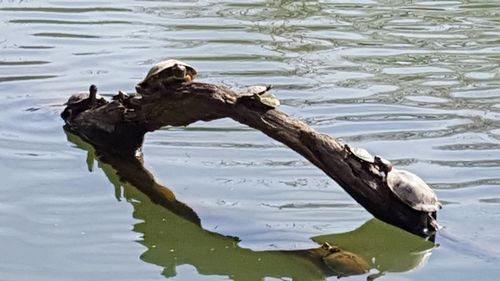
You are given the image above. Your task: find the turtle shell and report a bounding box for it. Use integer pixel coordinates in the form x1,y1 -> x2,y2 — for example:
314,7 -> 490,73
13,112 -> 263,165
65,92 -> 90,106
238,85 -> 280,108
239,85 -> 270,96
139,59 -> 197,87
322,247 -> 369,277
64,92 -> 104,106
386,169 -> 441,212
345,144 -> 375,163
61,86 -> 106,121
257,92 -> 280,108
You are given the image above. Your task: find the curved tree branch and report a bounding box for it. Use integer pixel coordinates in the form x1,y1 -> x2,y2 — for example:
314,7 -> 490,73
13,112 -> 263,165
63,81 -> 438,238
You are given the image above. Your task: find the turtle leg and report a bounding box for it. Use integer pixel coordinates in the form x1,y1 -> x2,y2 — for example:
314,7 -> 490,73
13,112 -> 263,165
252,93 -> 262,101
429,213 -> 441,230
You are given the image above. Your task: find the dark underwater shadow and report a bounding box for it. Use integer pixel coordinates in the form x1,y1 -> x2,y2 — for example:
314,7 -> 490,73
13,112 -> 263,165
65,129 -> 435,281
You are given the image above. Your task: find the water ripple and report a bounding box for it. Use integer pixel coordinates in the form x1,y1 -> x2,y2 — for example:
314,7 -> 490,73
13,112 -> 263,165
10,19 -> 131,25
1,1 -> 500,279
0,7 -> 132,13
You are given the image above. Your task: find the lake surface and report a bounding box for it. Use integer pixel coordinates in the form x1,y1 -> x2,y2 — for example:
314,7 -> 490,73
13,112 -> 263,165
1,0 -> 499,280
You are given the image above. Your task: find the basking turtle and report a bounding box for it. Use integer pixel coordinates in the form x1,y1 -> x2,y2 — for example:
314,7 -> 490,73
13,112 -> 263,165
238,85 -> 280,109
138,59 -> 197,88
64,84 -> 102,106
61,84 -> 106,121
345,144 -> 393,176
112,90 -> 139,109
374,156 -> 442,230
112,90 -> 129,102
344,144 -> 375,164
321,242 -> 369,277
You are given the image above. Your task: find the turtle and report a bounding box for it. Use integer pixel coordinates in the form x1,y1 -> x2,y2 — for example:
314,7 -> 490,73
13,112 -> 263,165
320,242 -> 369,277
374,156 -> 442,231
238,85 -> 280,109
112,90 -> 129,102
112,90 -> 139,109
61,84 -> 106,121
137,59 -> 197,88
344,144 -> 393,176
344,144 -> 375,164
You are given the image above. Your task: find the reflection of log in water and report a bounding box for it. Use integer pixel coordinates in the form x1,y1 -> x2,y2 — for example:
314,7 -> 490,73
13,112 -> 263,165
65,130 -> 436,281
65,128 -> 201,226
62,80 -> 439,237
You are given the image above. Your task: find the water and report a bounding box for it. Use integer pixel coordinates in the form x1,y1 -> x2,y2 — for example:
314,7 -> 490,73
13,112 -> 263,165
1,0 -> 499,280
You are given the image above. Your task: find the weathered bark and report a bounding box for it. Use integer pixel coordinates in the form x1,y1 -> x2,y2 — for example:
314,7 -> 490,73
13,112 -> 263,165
63,81 -> 438,238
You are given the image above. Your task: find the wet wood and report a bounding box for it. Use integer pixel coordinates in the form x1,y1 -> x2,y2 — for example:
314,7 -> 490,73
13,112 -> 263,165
62,81 -> 438,237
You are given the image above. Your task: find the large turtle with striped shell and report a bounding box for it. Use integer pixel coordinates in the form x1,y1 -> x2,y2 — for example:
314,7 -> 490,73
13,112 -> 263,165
138,59 -> 197,88
374,156 -> 442,231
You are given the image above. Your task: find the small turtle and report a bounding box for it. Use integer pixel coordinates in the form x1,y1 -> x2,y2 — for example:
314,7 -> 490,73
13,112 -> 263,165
345,144 -> 393,176
321,242 -> 369,277
238,85 -> 280,109
138,59 -> 197,88
112,90 -> 129,102
374,156 -> 442,231
344,144 -> 375,163
61,84 -> 106,121
112,90 -> 139,109
64,84 -> 102,106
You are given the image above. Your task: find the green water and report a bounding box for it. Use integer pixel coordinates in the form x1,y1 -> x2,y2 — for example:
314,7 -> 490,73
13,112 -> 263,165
0,1 -> 499,280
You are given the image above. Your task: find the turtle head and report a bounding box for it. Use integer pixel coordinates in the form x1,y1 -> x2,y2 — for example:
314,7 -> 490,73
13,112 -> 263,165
374,156 -> 393,174
172,64 -> 187,80
89,84 -> 98,103
344,144 -> 351,152
89,84 -> 98,95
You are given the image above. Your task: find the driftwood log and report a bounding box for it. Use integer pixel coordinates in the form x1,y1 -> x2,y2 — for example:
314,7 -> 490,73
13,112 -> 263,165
62,81 -> 439,238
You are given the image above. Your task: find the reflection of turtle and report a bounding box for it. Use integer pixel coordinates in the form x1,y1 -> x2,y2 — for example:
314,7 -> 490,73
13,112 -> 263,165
320,242 -> 369,277
238,85 -> 280,109
314,219 -> 436,281
138,59 -> 197,88
375,156 -> 442,230
61,84 -> 106,121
